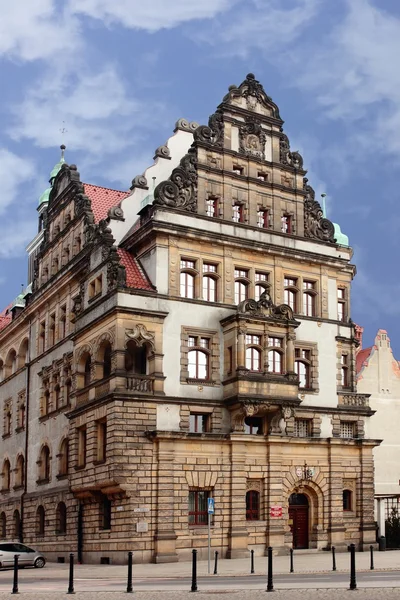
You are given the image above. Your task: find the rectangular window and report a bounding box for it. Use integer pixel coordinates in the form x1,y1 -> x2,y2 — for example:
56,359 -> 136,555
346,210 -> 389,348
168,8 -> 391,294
233,165 -> 244,175
235,268 -> 248,279
189,413 -> 209,433
39,321 -> 46,354
189,490 -> 209,525
340,421 -> 355,438
60,305 -> 66,338
100,496 -> 112,530
228,346 -> 233,374
246,334 -> 261,345
338,288 -> 346,321
232,204 -> 244,223
203,263 -> 217,273
269,337 -> 282,348
341,354 -> 349,387
96,419 -> 107,462
49,313 -> 56,346
257,172 -> 268,182
180,258 -> 196,298
294,419 -> 311,437
206,197 -> 218,217
77,426 -> 87,468
343,490 -> 352,511
284,277 -> 297,288
281,214 -> 292,233
181,259 -> 195,270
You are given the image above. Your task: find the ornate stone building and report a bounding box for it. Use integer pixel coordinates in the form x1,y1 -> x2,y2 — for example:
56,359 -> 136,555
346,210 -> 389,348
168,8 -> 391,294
0,74 -> 378,563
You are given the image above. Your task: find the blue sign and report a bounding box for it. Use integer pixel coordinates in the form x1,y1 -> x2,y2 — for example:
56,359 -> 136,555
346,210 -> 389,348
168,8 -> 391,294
208,498 -> 215,514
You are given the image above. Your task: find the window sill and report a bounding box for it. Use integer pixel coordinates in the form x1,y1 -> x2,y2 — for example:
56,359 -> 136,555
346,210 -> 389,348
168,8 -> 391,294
15,426 -> 25,433
93,460 -> 106,466
2,433 -> 11,440
39,404 -> 71,422
55,531 -> 67,536
0,488 -> 10,494
13,485 -> 24,491
74,465 -> 86,471
56,474 -> 68,481
36,478 -> 50,486
186,378 -> 216,387
99,527 -> 111,532
88,293 -> 102,304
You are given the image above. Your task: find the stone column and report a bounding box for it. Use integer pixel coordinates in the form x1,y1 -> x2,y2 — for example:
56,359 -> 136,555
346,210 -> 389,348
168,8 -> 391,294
267,438 -> 286,553
227,440 -> 249,558
154,439 -> 178,563
286,333 -> 295,373
237,328 -> 246,370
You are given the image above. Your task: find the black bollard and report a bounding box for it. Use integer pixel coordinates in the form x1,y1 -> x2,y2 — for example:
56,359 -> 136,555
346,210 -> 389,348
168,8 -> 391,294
213,551 -> 218,575
266,546 -> 274,592
67,553 -> 75,594
332,546 -> 336,571
349,543 -> 357,590
290,548 -> 294,573
127,551 -> 133,593
370,545 -> 374,570
250,549 -> 255,574
191,549 -> 197,592
12,554 -> 19,594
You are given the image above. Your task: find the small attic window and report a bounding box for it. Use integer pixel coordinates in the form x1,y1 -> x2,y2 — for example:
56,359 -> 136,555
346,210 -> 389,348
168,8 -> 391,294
233,165 -> 244,175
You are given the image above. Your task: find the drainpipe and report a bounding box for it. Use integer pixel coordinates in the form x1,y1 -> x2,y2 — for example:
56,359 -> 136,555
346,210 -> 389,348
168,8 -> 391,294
21,318 -> 32,542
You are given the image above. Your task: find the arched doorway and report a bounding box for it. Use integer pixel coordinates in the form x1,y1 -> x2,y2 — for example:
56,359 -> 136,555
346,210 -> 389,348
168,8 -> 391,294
289,493 -> 309,549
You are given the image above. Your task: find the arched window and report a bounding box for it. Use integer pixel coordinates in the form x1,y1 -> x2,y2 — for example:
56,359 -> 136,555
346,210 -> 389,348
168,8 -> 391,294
0,512 -> 6,538
234,268 -> 249,304
54,376 -> 61,410
15,455 -> 25,488
36,506 -> 45,536
244,416 -> 263,435
188,336 -> 210,380
295,349 -> 311,389
202,263 -> 218,302
125,341 -> 147,375
4,404 -> 11,436
246,490 -> 260,520
284,277 -> 298,312
303,281 -> 317,316
245,334 -> 262,372
99,341 -> 112,378
5,349 -> 17,377
13,509 -> 21,540
18,338 -> 29,369
56,502 -> 67,534
84,355 -> 91,387
343,489 -> 352,511
2,459 -> 11,491
255,272 -> 270,302
58,438 -> 69,477
39,445 -> 51,482
180,259 -> 197,298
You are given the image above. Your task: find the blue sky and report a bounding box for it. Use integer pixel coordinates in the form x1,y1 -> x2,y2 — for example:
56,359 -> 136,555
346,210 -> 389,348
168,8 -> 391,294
0,0 -> 399,354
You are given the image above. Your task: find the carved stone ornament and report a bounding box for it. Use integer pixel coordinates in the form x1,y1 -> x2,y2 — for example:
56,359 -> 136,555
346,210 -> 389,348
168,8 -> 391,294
239,118 -> 266,159
303,178 -> 336,244
154,145 -> 171,160
193,111 -> 224,149
108,205 -> 124,221
237,290 -> 296,322
72,293 -> 83,316
130,174 -> 148,191
153,147 -> 197,212
222,73 -> 281,119
107,247 -> 126,290
126,324 -> 155,350
174,118 -> 200,133
279,132 -> 304,170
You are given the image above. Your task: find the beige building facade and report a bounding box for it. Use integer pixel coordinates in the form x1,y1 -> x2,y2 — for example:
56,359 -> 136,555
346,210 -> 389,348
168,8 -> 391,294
0,74 -> 378,564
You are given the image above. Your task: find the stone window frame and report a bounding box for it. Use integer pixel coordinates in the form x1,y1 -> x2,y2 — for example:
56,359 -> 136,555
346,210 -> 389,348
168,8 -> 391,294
292,410 -> 321,438
281,210 -> 296,235
181,326 -> 220,386
342,477 -> 357,516
294,341 -> 319,393
246,478 -> 264,521
332,415 -> 364,439
16,390 -> 26,432
3,399 -> 12,438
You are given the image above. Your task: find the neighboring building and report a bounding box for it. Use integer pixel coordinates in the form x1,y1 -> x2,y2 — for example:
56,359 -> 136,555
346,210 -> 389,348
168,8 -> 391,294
0,74 -> 378,563
357,326 -> 400,540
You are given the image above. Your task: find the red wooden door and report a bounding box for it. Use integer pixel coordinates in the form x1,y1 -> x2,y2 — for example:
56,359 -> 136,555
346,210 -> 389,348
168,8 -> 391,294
289,506 -> 309,549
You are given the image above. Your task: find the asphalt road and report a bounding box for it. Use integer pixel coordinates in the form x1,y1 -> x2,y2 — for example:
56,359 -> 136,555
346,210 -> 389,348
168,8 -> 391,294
1,569 -> 400,592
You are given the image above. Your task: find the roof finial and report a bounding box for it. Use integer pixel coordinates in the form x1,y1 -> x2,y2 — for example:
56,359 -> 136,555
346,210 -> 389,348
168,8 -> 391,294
59,122 -> 67,160
321,193 -> 327,218
60,144 -> 66,160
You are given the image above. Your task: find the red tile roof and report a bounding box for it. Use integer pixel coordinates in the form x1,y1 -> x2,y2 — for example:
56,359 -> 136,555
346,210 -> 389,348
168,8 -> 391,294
0,305 -> 12,333
356,347 -> 372,374
117,249 -> 154,291
84,183 -> 129,223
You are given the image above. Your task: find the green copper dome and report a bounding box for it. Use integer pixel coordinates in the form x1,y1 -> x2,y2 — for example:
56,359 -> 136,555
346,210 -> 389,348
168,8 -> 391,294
49,156 -> 65,182
38,186 -> 51,207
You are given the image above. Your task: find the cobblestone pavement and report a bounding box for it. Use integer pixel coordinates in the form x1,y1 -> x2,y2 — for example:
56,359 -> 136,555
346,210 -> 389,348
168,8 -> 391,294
1,590 -> 400,599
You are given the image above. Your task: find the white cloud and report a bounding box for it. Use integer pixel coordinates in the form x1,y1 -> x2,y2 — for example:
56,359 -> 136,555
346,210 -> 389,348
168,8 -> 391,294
0,0 -> 81,61
9,65 -> 156,156
0,220 -> 37,259
0,149 -> 35,214
67,0 -> 235,31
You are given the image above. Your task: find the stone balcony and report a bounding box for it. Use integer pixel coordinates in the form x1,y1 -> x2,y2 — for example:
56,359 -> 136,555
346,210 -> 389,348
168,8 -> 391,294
223,370 -> 301,405
338,393 -> 370,409
75,373 -> 159,406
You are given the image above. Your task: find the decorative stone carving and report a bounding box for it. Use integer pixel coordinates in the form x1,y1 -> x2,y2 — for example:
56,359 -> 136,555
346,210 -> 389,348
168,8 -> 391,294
154,145 -> 171,160
126,324 -> 155,350
237,290 -> 296,322
107,247 -> 126,290
153,147 -> 197,212
239,118 -> 266,159
108,205 -> 124,221
130,175 -> 148,190
174,118 -> 199,133
279,133 -> 304,169
222,73 -> 281,119
303,178 -> 336,243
